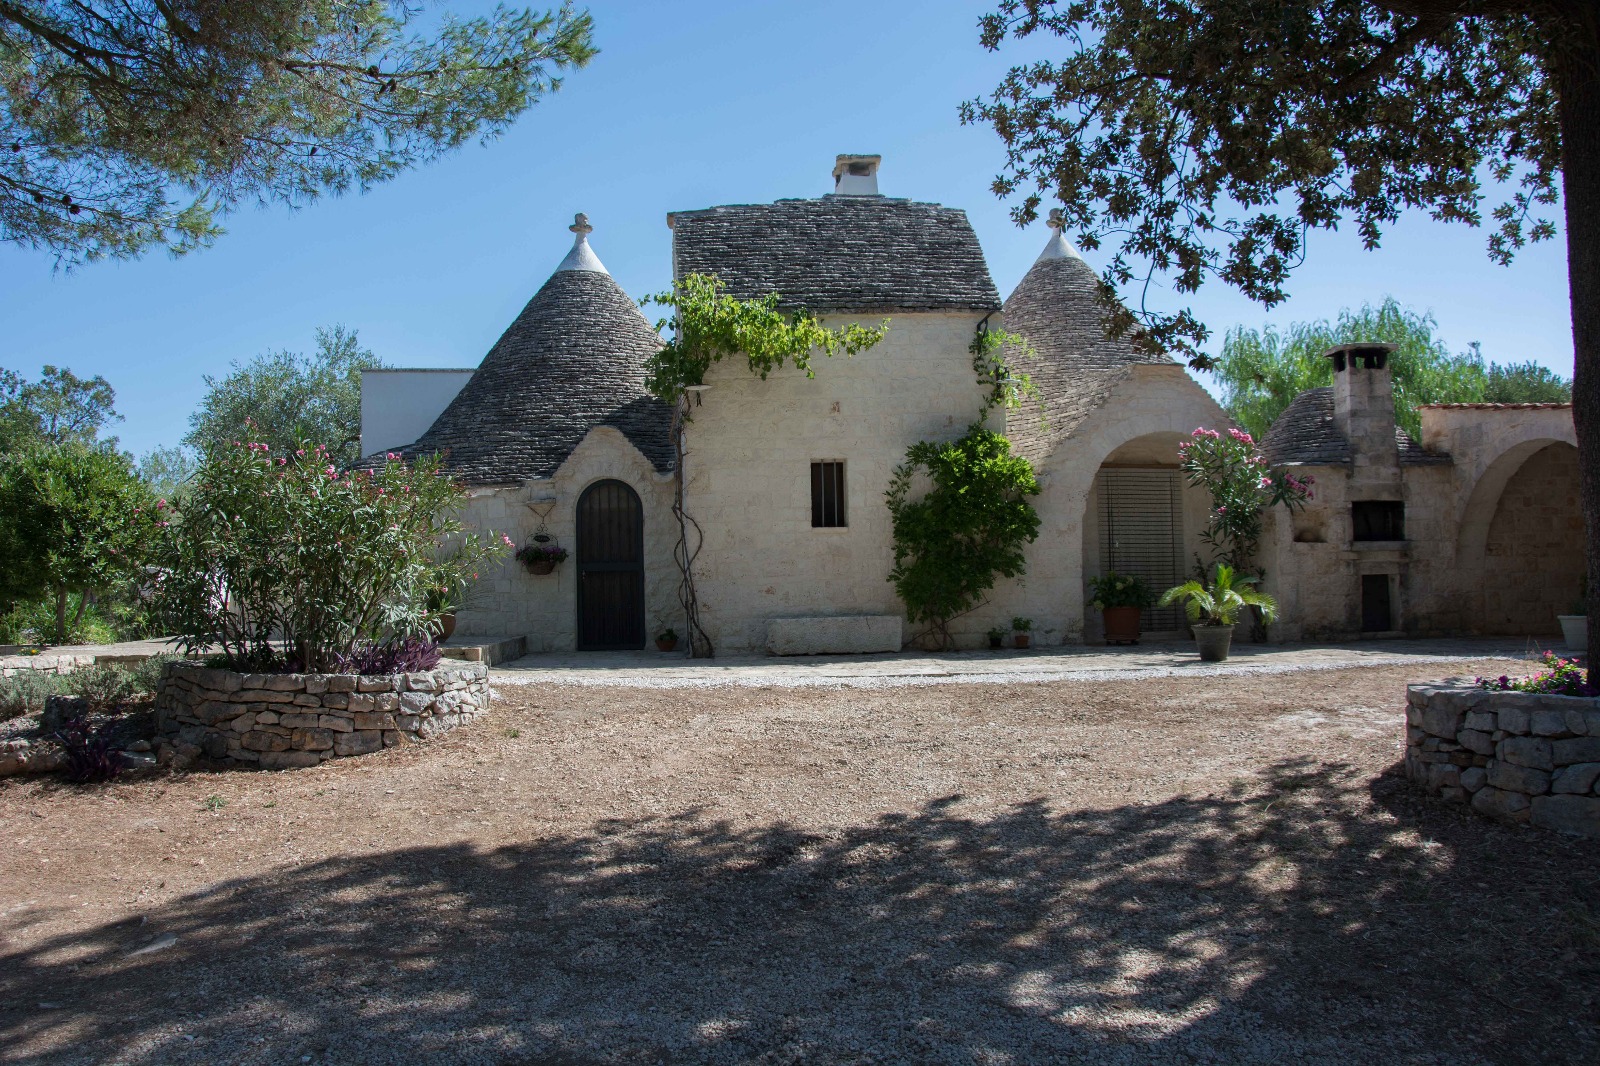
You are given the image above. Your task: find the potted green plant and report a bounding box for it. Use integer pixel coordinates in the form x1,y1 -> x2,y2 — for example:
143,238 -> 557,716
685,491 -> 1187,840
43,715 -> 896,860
986,625 -> 1007,650
1011,616 -> 1033,649
1087,571 -> 1153,645
516,543 -> 568,575
1559,576 -> 1586,652
656,628 -> 679,653
1158,564 -> 1278,662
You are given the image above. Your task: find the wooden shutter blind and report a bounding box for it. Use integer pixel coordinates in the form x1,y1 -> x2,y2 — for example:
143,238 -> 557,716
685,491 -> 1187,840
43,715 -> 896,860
811,461 -> 846,527
1097,468 -> 1186,630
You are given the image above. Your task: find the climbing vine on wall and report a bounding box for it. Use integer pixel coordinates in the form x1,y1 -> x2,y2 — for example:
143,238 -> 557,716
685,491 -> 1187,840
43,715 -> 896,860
970,325 -> 1039,414
643,274 -> 889,406
885,425 -> 1041,650
642,273 -> 889,658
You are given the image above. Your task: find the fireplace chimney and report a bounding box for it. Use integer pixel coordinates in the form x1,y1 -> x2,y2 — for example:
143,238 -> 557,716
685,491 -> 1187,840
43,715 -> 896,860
1326,342 -> 1401,491
832,154 -> 881,196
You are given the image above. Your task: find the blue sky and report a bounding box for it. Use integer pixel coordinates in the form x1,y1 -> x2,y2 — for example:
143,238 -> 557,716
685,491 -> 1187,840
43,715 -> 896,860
0,0 -> 1574,459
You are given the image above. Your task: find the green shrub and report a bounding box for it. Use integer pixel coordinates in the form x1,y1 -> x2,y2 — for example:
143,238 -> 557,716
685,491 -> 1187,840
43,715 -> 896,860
68,664 -> 137,707
0,670 -> 68,721
152,439 -> 509,671
126,654 -> 179,696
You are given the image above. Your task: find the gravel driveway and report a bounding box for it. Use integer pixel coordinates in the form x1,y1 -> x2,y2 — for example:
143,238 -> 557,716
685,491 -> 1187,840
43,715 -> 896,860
2,659 -> 1597,1064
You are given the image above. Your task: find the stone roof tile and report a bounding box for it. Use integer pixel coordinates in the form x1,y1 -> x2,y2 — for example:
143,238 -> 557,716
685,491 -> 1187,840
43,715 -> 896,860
669,196 -> 1001,313
365,267 -> 673,485
1262,387 -> 1450,467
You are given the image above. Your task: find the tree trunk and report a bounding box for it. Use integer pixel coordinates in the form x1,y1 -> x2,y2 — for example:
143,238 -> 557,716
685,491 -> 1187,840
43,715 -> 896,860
1557,22 -> 1600,682
53,586 -> 67,645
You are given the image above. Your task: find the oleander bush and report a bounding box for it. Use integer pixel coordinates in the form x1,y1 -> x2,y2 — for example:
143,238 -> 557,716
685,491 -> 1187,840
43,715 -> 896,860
152,439 -> 510,672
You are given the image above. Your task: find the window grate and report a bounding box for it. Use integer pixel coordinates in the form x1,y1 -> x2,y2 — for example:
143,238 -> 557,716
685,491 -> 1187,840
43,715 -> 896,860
811,461 -> 846,527
1098,468 -> 1186,631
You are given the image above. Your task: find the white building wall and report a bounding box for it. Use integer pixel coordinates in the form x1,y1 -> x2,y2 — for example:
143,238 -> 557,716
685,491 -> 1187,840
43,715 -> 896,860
450,427 -> 678,651
360,368 -> 475,456
680,310 -> 999,653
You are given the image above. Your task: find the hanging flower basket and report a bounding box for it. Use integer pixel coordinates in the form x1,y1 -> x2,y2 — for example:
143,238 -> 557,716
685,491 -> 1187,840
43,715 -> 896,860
517,543 -> 568,575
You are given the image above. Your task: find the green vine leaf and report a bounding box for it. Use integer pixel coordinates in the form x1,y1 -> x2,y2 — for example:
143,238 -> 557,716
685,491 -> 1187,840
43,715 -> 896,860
969,326 -> 1039,414
885,424 -> 1041,648
643,274 -> 889,405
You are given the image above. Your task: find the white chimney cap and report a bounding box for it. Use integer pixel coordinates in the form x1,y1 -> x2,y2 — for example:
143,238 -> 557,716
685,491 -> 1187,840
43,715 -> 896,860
832,154 -> 881,196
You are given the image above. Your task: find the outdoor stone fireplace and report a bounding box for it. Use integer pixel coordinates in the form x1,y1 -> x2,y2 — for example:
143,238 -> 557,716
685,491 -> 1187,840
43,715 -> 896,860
155,661 -> 490,769
1405,681 -> 1600,838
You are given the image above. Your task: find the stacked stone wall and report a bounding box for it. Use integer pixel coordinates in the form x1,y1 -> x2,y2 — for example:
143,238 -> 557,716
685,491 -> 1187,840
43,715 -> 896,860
155,662 -> 490,770
1405,682 -> 1600,838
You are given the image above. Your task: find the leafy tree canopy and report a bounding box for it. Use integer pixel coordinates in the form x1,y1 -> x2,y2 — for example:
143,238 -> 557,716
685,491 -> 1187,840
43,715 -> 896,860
0,441 -> 154,641
135,444 -> 199,500
185,324 -> 383,461
0,363 -> 120,449
1,1 -> 596,263
963,0 -> 1571,366
1214,298 -> 1571,440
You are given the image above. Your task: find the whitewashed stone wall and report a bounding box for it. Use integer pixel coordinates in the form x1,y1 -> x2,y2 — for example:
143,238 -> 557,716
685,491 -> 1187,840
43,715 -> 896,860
1260,405 -> 1578,641
155,662 -> 490,769
680,311 -> 1000,653
1020,365 -> 1232,646
1406,681 -> 1600,838
451,426 -> 678,651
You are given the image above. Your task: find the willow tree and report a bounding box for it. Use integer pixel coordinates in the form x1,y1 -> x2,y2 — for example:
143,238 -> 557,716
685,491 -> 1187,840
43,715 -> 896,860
0,1 -> 595,263
965,0 -> 1600,664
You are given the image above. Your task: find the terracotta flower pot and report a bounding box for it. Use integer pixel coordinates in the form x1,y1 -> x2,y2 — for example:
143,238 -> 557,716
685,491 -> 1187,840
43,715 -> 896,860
656,637 -> 678,652
1013,633 -> 1031,649
1102,606 -> 1142,645
527,560 -> 556,576
436,612 -> 457,642
1192,624 -> 1234,662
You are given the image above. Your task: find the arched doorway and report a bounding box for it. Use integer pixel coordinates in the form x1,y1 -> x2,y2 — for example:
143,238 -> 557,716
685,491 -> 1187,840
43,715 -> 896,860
576,479 -> 646,650
1476,442 -> 1583,636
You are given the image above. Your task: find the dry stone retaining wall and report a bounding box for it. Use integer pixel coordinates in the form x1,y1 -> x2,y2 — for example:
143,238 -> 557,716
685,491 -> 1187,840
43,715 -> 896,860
156,662 -> 490,770
1405,682 -> 1600,838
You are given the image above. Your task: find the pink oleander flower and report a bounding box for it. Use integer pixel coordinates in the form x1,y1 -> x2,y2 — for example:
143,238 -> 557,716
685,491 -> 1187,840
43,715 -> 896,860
501,534 -> 514,547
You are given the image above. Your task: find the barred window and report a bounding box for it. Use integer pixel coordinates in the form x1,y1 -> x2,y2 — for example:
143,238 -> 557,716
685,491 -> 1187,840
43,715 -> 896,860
811,461 -> 846,528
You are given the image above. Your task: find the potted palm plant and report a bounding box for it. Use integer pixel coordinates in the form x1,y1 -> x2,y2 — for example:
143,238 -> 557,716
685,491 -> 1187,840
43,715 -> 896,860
1011,617 -> 1033,649
1158,564 -> 1278,662
1087,571 -> 1153,645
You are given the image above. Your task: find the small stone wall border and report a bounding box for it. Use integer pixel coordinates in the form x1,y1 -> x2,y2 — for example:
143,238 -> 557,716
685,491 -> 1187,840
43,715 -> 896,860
1405,682 -> 1600,838
155,661 -> 491,770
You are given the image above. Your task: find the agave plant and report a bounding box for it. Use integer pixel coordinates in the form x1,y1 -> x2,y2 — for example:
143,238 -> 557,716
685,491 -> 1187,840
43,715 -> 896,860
1158,564 -> 1278,628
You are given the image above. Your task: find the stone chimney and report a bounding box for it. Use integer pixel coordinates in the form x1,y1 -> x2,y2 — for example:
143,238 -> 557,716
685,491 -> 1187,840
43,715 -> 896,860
1327,342 -> 1401,492
832,154 -> 881,196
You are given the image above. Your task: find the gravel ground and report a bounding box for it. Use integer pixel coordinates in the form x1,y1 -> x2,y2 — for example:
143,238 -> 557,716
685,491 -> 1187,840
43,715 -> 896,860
3,659 -> 1598,1065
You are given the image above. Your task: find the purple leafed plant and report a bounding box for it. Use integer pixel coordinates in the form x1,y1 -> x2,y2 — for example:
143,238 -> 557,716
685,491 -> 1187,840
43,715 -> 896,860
55,715 -> 124,783
331,637 -> 442,675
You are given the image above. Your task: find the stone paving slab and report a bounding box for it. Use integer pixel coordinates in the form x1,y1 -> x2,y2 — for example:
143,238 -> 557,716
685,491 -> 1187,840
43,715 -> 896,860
494,637 -> 1547,689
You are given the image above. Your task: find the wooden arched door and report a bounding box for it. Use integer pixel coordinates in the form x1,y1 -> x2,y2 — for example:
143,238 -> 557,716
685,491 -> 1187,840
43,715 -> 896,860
576,479 -> 646,650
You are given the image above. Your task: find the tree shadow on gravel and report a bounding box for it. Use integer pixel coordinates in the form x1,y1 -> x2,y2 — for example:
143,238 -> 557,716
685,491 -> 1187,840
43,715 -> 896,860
3,759 -> 1597,1066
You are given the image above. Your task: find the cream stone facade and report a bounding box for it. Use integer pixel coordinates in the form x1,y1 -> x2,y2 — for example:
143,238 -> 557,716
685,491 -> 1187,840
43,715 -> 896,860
364,156 -> 1579,655
1259,347 -> 1578,642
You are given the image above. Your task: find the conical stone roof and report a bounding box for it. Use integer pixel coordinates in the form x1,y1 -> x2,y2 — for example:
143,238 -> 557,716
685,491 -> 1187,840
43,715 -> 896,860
1002,212 -> 1170,460
380,215 -> 673,485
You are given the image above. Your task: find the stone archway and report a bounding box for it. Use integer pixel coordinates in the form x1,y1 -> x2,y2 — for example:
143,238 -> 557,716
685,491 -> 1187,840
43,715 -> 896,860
1459,441 -> 1583,636
1079,431 -> 1213,639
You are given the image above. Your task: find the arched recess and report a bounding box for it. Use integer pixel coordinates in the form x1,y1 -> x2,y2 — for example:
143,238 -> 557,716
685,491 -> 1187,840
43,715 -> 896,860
576,478 -> 646,650
1457,440 -> 1582,636
1078,431 -> 1212,637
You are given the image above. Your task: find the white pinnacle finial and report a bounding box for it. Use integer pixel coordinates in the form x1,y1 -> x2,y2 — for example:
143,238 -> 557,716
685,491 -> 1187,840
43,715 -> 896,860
1036,206 -> 1083,263
556,211 -> 608,274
